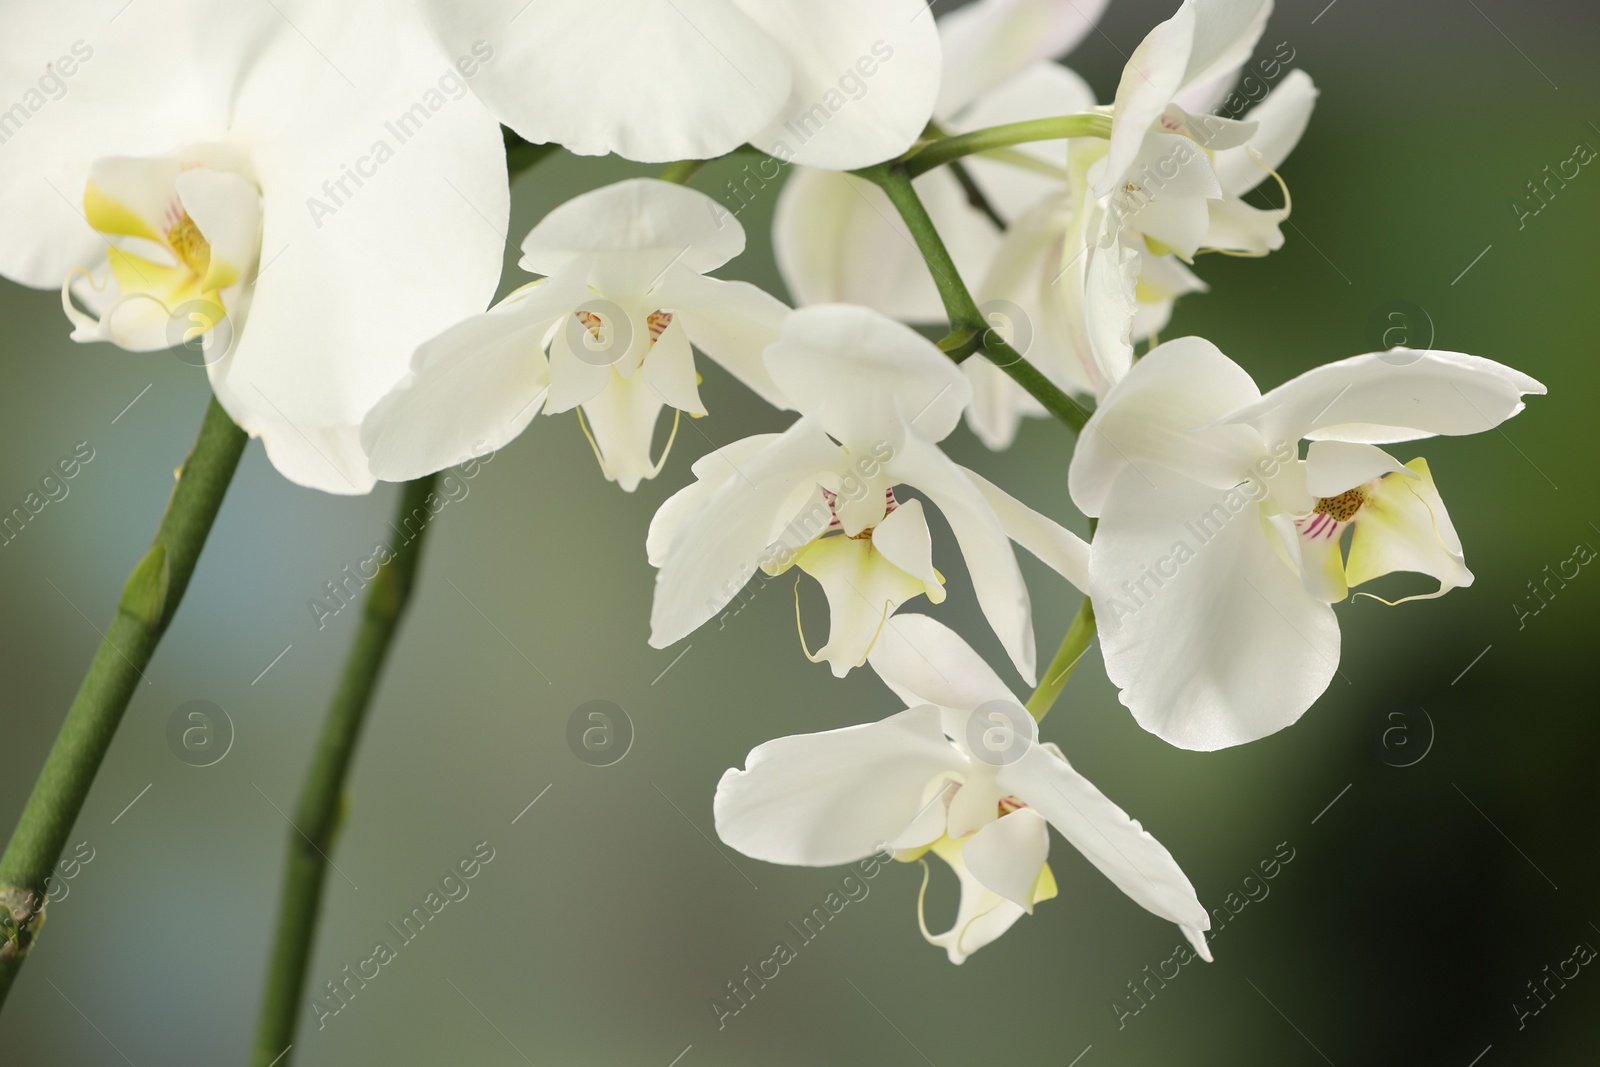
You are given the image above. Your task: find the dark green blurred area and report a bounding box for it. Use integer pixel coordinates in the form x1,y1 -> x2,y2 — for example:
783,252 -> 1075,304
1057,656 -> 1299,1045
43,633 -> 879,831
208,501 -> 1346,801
2,1 -> 1597,1064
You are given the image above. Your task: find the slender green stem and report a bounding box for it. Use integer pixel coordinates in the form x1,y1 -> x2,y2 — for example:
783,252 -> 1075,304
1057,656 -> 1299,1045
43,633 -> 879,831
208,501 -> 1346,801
1025,597 -> 1097,721
858,164 -> 1088,435
0,397 -> 246,1008
983,334 -> 1090,435
250,475 -> 441,1067
946,159 -> 1006,229
658,159 -> 709,185
862,163 -> 985,328
903,113 -> 1110,178
503,128 -> 559,181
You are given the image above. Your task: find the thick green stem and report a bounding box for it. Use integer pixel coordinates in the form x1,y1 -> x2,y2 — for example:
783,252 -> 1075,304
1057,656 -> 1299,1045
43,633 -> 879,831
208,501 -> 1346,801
1025,598 -> 1097,721
0,397 -> 246,1008
903,113 -> 1110,178
859,165 -> 1088,435
249,475 -> 440,1067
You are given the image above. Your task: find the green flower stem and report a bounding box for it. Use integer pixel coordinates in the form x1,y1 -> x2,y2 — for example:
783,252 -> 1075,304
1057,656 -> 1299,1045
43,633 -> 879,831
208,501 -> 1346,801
504,128 -> 559,181
0,396 -> 247,1009
903,113 -> 1110,178
250,474 -> 440,1067
1025,597 -> 1097,721
658,158 -> 709,185
947,159 -> 1006,229
857,164 -> 1088,435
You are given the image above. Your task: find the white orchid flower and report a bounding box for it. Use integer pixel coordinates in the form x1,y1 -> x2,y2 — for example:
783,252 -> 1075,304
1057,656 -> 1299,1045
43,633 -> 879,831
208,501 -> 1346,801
1028,12 -> 1315,399
362,178 -> 790,491
1085,66 -> 1317,291
1068,337 -> 1546,750
1095,0 -> 1276,200
1077,0 -> 1317,386
715,613 -> 1212,964
647,304 -> 1089,679
416,0 -> 940,170
0,0 -> 508,493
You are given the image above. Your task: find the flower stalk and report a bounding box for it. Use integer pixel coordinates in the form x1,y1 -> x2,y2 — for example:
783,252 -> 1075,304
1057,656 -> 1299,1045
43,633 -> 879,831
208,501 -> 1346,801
0,396 -> 247,1010
855,163 -> 1089,435
250,474 -> 441,1067
1025,597 -> 1097,720
902,113 -> 1110,178
658,158 -> 709,185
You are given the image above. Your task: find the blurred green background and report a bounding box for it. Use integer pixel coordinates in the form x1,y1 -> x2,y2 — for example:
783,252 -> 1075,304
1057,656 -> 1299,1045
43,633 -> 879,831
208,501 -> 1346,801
3,1 -> 1597,1063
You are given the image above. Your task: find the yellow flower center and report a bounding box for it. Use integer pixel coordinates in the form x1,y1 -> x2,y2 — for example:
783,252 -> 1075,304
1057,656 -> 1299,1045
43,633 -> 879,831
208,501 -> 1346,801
164,212 -> 211,279
1312,487 -> 1366,523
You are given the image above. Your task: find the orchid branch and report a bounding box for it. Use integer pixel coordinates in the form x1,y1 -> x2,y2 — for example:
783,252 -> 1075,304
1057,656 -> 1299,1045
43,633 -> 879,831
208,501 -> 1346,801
856,163 -> 1088,435
250,474 -> 441,1067
1024,597 -> 1097,721
0,397 -> 247,1009
902,113 -> 1110,178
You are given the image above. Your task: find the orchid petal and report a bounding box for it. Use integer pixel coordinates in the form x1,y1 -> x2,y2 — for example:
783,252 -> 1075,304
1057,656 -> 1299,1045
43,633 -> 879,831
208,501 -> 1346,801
1212,69 -> 1318,196
921,836 -> 1043,964
520,178 -> 745,284
1217,349 -> 1547,446
654,268 -> 792,410
1202,197 -> 1286,254
736,0 -> 942,170
649,419 -> 846,647
578,370 -> 670,493
639,317 -> 706,416
935,0 -> 1108,117
421,0 -> 790,164
963,807 -> 1051,911
1346,457 -> 1472,602
764,304 -> 971,449
217,9 -> 510,433
1083,223 -> 1141,385
894,436 -> 1037,682
174,168 -> 260,296
964,468 -> 1091,592
1099,1 -> 1194,196
795,501 -> 946,678
647,433 -> 787,567
1091,463 -> 1339,750
713,705 -> 965,867
1068,335 -> 1265,518
1303,440 -> 1413,497
250,418 -> 376,497
868,612 -> 1018,716
361,278 -> 576,482
999,742 -> 1212,957
1179,0 -> 1275,99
